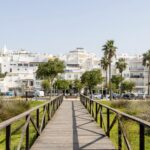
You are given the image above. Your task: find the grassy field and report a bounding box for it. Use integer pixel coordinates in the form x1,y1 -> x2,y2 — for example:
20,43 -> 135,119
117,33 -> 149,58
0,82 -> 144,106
0,99 -> 45,150
93,100 -> 150,150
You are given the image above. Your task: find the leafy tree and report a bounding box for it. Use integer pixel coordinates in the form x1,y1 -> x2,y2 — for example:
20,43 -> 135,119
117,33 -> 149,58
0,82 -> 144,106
36,58 -> 65,98
102,40 -> 117,100
41,80 -> 50,95
101,56 -> 109,89
122,80 -> 135,93
116,58 -> 127,94
81,69 -> 103,96
143,50 -> 150,95
54,79 -> 70,95
111,75 -> 124,92
74,79 -> 83,94
0,72 -> 7,78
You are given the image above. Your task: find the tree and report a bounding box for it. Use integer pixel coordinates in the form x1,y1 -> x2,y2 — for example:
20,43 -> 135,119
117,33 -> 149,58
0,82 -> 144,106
74,79 -> 83,95
41,80 -> 50,95
101,56 -> 109,89
111,75 -> 124,93
143,50 -> 150,95
116,58 -> 127,94
36,58 -> 65,98
54,79 -> 70,95
102,40 -> 117,100
81,69 -> 103,96
122,80 -> 135,93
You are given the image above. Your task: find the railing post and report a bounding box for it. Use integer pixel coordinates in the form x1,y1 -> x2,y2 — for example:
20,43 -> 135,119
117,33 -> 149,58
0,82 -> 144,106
91,101 -> 93,116
118,119 -> 122,150
139,124 -> 145,150
26,115 -> 29,150
43,106 -> 46,130
95,103 -> 98,122
107,109 -> 110,137
36,109 -> 39,136
6,125 -> 11,150
100,106 -> 102,128
48,103 -> 50,120
86,98 -> 87,108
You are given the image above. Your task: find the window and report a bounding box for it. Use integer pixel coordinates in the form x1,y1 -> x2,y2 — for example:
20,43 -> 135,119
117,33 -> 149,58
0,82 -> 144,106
68,74 -> 71,79
24,64 -> 28,67
18,64 -> 22,66
30,81 -> 34,86
10,68 -> 12,72
30,64 -> 33,67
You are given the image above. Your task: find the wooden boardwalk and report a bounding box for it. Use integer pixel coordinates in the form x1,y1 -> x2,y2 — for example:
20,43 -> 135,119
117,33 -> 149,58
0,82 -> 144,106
31,100 -> 115,150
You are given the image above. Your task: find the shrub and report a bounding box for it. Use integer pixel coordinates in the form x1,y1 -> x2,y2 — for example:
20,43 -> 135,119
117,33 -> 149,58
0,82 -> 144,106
0,100 -> 30,122
110,100 -> 130,109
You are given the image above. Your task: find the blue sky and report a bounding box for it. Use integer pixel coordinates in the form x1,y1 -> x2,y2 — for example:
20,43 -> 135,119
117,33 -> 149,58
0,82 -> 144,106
0,0 -> 150,56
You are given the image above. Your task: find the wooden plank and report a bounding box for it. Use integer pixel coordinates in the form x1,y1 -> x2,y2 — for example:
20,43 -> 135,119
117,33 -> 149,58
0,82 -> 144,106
31,100 -> 115,150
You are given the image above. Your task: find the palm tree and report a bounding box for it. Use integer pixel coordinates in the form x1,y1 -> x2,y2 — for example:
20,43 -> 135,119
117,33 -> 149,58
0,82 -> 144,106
101,56 -> 109,92
116,58 -> 127,95
102,40 -> 117,100
143,50 -> 150,95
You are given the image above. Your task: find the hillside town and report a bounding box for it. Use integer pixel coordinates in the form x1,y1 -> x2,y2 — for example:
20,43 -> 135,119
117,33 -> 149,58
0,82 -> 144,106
0,45 -> 148,96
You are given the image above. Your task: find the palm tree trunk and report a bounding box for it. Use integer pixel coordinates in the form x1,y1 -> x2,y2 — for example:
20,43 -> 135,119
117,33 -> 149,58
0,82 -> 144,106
120,72 -> 123,96
109,63 -> 112,100
106,69 -> 108,87
105,69 -> 108,97
148,66 -> 150,95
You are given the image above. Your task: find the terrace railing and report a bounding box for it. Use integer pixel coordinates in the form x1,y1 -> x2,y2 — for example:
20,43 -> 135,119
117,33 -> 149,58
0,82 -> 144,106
80,94 -> 150,150
0,95 -> 63,150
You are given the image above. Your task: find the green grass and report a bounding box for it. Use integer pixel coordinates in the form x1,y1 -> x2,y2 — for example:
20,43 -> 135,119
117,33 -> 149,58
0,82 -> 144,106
92,100 -> 150,150
0,100 -> 45,150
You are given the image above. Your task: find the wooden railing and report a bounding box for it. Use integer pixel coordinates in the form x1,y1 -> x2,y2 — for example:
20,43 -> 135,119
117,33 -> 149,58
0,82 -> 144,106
0,95 -> 63,150
80,94 -> 150,150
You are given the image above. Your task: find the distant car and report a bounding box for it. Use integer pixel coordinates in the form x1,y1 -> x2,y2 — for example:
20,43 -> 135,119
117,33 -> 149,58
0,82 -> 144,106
137,93 -> 146,99
34,90 -> 44,97
107,93 -> 120,100
93,94 -> 102,99
122,93 -> 136,100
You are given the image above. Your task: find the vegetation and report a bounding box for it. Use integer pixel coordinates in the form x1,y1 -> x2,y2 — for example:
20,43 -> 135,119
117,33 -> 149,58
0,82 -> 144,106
0,72 -> 7,78
101,56 -> 109,89
122,80 -> 135,93
74,79 -> 83,94
0,100 -> 45,149
102,40 -> 117,100
111,75 -> 123,93
81,69 -> 103,96
41,80 -> 50,95
54,79 -> 70,94
36,58 -> 65,98
0,100 -> 44,122
98,100 -> 150,149
116,58 -> 127,94
143,50 -> 150,95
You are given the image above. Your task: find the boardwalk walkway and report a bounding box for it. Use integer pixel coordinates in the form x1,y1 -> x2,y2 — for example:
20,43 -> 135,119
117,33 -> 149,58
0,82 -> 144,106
31,100 -> 115,150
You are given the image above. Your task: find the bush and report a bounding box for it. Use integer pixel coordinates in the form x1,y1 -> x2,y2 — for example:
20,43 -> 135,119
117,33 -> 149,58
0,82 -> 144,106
110,100 -> 130,109
0,100 -> 30,122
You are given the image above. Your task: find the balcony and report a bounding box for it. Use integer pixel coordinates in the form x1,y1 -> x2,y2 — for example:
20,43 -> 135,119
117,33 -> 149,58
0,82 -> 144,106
130,75 -> 144,78
129,67 -> 144,71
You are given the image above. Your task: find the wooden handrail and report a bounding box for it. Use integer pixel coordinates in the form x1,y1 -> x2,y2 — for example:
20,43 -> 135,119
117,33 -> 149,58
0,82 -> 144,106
0,95 -> 63,150
80,94 -> 150,150
81,94 -> 150,127
0,95 -> 62,130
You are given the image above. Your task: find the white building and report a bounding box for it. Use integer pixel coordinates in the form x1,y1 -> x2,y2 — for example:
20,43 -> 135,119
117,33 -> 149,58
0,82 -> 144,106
0,46 -> 53,95
60,48 -> 100,80
111,54 -> 147,94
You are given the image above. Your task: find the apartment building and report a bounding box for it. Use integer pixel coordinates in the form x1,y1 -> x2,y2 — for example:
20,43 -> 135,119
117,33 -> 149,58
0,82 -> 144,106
112,54 -> 147,94
0,46 -> 52,95
60,48 -> 100,80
